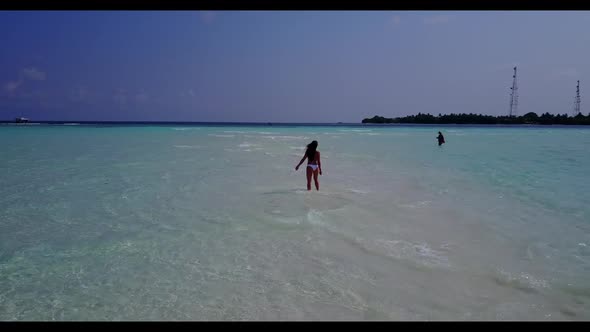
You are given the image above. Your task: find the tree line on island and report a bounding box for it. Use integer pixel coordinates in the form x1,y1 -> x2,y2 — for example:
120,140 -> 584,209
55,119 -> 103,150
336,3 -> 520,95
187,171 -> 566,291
362,112 -> 590,125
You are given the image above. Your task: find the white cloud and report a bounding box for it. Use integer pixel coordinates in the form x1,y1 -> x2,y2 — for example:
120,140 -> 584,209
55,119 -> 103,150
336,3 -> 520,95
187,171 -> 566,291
2,67 -> 47,96
423,15 -> 452,25
69,86 -> 91,103
39,100 -> 64,110
3,79 -> 23,95
135,91 -> 149,103
489,62 -> 521,73
180,89 -> 195,98
553,68 -> 580,78
22,67 -> 46,81
199,11 -> 217,24
113,89 -> 128,107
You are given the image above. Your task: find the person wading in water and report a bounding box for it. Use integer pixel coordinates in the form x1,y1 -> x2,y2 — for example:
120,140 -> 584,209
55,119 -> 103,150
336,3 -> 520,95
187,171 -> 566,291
295,140 -> 322,191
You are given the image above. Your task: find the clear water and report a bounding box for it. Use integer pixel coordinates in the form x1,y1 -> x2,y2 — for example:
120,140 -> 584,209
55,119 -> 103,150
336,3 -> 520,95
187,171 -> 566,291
1,124 -> 589,320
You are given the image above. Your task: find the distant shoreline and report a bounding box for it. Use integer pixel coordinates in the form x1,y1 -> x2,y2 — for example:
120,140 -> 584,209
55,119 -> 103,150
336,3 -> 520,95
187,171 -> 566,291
363,112 -> 590,126
2,121 -> 590,129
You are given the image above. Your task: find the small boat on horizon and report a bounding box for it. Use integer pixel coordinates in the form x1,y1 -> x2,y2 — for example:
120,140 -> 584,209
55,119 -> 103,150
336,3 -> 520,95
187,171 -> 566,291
15,117 -> 29,123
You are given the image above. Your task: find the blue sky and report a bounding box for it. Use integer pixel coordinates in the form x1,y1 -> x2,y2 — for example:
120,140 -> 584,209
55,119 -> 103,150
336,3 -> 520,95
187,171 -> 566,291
0,11 -> 588,122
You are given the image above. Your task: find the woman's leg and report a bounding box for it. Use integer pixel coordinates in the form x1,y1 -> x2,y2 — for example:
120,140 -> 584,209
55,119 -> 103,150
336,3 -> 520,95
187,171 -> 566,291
306,166 -> 312,190
313,168 -> 319,191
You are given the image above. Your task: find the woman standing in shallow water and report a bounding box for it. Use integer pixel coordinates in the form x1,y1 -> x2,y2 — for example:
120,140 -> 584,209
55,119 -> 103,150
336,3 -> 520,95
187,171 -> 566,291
295,140 -> 322,191
437,131 -> 445,146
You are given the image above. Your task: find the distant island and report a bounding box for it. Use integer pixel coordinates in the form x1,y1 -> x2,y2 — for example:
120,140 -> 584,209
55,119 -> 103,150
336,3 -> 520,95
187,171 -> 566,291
362,112 -> 590,125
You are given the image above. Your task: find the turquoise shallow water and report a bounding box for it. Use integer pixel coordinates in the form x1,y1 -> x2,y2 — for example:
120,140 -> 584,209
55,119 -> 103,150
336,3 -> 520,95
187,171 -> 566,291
1,124 -> 589,320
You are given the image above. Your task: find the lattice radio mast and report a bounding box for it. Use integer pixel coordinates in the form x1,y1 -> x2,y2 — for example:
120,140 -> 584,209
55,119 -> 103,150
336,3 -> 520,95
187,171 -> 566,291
508,66 -> 518,117
573,80 -> 581,116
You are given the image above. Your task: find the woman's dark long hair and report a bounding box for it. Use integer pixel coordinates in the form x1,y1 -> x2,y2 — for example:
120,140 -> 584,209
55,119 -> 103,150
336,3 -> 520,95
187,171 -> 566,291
306,140 -> 318,162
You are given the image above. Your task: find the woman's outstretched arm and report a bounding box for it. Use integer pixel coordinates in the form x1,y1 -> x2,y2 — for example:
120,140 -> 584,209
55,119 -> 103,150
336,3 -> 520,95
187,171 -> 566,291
295,154 -> 307,170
